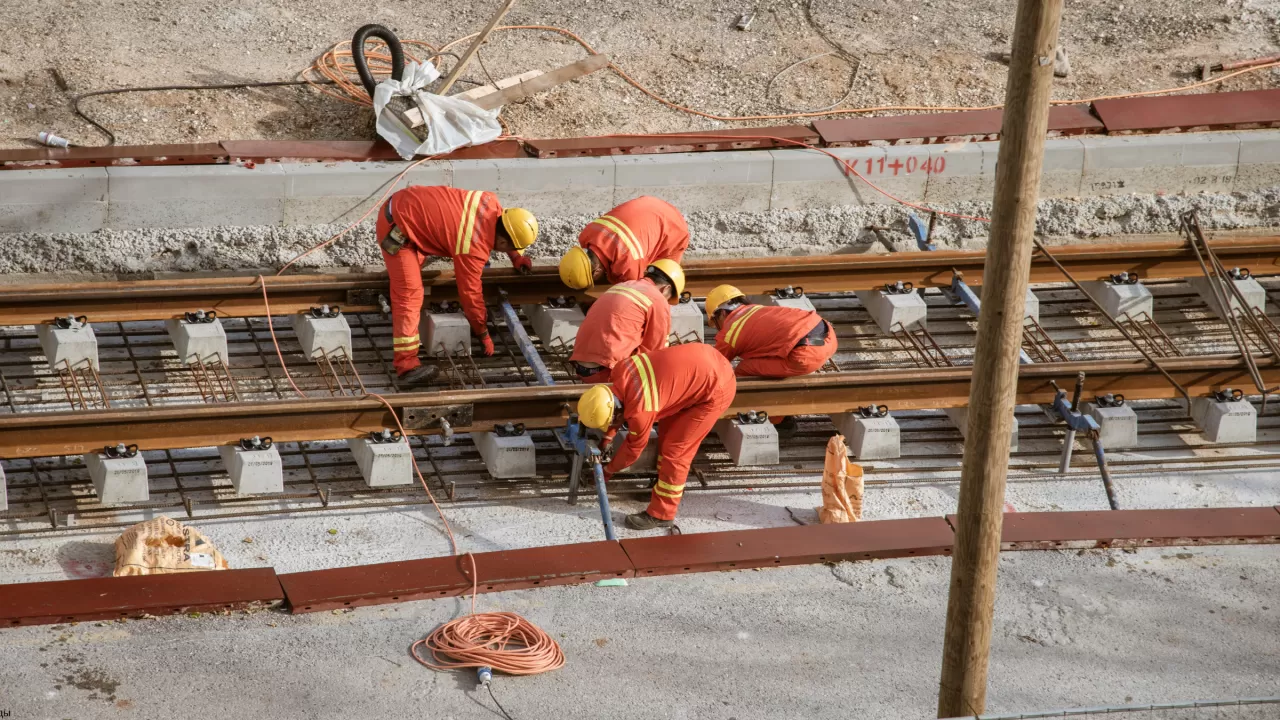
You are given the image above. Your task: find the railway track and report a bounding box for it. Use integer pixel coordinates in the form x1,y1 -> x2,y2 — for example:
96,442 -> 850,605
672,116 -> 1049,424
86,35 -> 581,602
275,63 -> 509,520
1,232 -> 1279,534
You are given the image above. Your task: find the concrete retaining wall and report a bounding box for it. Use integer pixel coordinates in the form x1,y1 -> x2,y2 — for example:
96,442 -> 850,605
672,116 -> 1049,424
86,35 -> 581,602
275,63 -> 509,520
0,130 -> 1276,234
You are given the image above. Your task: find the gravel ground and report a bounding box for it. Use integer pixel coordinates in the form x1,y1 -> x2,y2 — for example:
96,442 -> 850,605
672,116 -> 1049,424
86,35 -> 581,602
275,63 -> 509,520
1,546 -> 1277,718
0,0 -> 1277,148
1,187 -> 1276,276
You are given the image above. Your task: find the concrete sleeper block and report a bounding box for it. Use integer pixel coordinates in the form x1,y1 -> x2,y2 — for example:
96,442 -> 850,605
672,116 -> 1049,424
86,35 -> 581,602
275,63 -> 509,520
832,412 -> 901,460
474,430 -> 537,479
1188,275 -> 1265,320
165,316 -> 229,365
291,312 -> 353,360
750,292 -> 816,312
218,444 -> 284,495
422,312 -> 472,357
855,289 -> 928,333
1080,280 -> 1152,320
1191,398 -> 1257,444
84,451 -> 149,504
349,435 -> 415,487
37,321 -> 99,372
1081,402 -> 1140,450
522,304 -> 585,351
714,417 -> 780,466
669,299 -> 704,344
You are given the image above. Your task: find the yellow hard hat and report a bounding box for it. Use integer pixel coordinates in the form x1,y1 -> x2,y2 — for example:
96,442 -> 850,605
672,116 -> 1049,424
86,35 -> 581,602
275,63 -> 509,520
559,246 -> 594,290
705,284 -> 747,317
577,384 -> 617,430
646,259 -> 686,299
501,208 -> 539,251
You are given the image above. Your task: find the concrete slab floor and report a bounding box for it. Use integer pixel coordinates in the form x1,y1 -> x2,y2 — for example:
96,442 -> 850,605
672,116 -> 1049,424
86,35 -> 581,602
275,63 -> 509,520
0,546 -> 1277,719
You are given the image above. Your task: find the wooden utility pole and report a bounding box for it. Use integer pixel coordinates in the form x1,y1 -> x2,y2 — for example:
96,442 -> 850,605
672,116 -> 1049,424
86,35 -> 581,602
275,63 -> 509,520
936,0 -> 1064,717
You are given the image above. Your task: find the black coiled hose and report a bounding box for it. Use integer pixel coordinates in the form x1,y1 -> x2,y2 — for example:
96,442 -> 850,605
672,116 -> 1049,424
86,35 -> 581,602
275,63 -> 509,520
351,24 -> 406,98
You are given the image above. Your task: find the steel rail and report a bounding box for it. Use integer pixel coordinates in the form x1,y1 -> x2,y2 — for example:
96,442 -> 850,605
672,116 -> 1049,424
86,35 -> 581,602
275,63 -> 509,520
1,355 -> 1275,458
2,236 -> 1278,325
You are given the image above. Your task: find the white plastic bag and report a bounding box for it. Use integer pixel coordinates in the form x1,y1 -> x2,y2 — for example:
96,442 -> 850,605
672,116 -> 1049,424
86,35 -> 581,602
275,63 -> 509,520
373,60 -> 502,160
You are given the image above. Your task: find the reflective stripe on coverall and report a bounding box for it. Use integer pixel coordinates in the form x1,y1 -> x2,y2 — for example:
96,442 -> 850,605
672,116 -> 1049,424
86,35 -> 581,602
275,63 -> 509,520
577,196 -> 689,284
605,343 -> 736,520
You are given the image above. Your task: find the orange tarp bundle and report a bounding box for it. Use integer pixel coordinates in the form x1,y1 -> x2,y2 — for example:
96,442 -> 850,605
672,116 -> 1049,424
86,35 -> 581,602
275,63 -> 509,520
818,434 -> 864,524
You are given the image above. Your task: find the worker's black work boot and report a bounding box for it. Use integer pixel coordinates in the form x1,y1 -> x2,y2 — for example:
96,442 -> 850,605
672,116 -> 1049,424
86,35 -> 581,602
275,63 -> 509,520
397,364 -> 439,387
625,511 -> 674,531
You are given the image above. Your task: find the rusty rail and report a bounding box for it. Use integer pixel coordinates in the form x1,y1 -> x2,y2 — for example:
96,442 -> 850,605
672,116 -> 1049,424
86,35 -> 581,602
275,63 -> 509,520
0,236 -> 1277,325
1,355 -> 1275,459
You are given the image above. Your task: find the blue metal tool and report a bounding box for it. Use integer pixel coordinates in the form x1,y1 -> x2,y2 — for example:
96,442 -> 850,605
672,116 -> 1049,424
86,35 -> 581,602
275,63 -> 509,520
498,291 -> 617,540
907,212 -> 936,252
1050,373 -> 1119,510
561,414 -> 617,542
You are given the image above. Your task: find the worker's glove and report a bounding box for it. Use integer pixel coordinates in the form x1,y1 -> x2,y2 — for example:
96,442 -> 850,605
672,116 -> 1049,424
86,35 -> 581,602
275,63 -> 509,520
511,253 -> 534,275
478,332 -> 495,357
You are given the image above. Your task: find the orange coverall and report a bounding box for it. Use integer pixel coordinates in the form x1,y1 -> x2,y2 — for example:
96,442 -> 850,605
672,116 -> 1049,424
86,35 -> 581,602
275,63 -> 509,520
715,304 -> 837,378
569,279 -> 671,384
578,196 -> 690,284
376,186 -> 517,373
605,343 -> 736,520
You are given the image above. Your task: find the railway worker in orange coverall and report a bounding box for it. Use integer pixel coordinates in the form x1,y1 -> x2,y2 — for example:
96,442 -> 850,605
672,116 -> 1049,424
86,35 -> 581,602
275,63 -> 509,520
557,196 -> 690,291
567,259 -> 686,384
704,283 -> 838,435
576,343 -> 736,530
375,185 -> 539,385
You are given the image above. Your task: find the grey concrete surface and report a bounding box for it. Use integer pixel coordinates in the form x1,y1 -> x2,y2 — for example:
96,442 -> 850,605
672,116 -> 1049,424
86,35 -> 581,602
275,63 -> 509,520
1,546 -> 1277,719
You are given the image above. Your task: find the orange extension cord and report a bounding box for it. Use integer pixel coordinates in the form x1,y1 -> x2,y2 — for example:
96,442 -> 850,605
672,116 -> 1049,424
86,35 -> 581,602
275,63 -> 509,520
258,280 -> 563,679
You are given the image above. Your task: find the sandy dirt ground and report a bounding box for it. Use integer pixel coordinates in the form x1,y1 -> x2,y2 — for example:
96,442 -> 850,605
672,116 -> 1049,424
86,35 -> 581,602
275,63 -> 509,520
0,0 -> 1278,148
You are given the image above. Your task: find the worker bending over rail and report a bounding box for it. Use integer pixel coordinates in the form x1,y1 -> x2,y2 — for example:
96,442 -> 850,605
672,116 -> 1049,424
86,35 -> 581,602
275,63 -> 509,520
568,260 -> 685,384
558,196 -> 689,291
376,185 -> 539,385
577,343 -> 735,530
706,285 -> 837,378
705,284 -> 837,436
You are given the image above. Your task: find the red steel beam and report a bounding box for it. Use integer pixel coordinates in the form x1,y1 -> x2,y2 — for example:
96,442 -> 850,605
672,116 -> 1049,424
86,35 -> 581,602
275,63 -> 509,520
2,508 -> 1277,626
0,143 -> 226,170
1092,89 -> 1280,134
524,125 -> 821,158
0,568 -> 284,628
279,540 -> 633,613
948,507 -> 1280,550
814,105 -> 1102,146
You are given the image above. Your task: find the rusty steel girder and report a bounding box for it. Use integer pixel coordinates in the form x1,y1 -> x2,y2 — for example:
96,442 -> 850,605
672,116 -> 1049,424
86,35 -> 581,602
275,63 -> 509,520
1,236 -> 1277,325
0,355 -> 1274,459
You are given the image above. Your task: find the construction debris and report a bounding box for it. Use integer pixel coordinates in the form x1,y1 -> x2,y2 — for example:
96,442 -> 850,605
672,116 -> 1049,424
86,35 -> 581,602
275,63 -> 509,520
113,516 -> 229,577
819,435 -> 864,524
